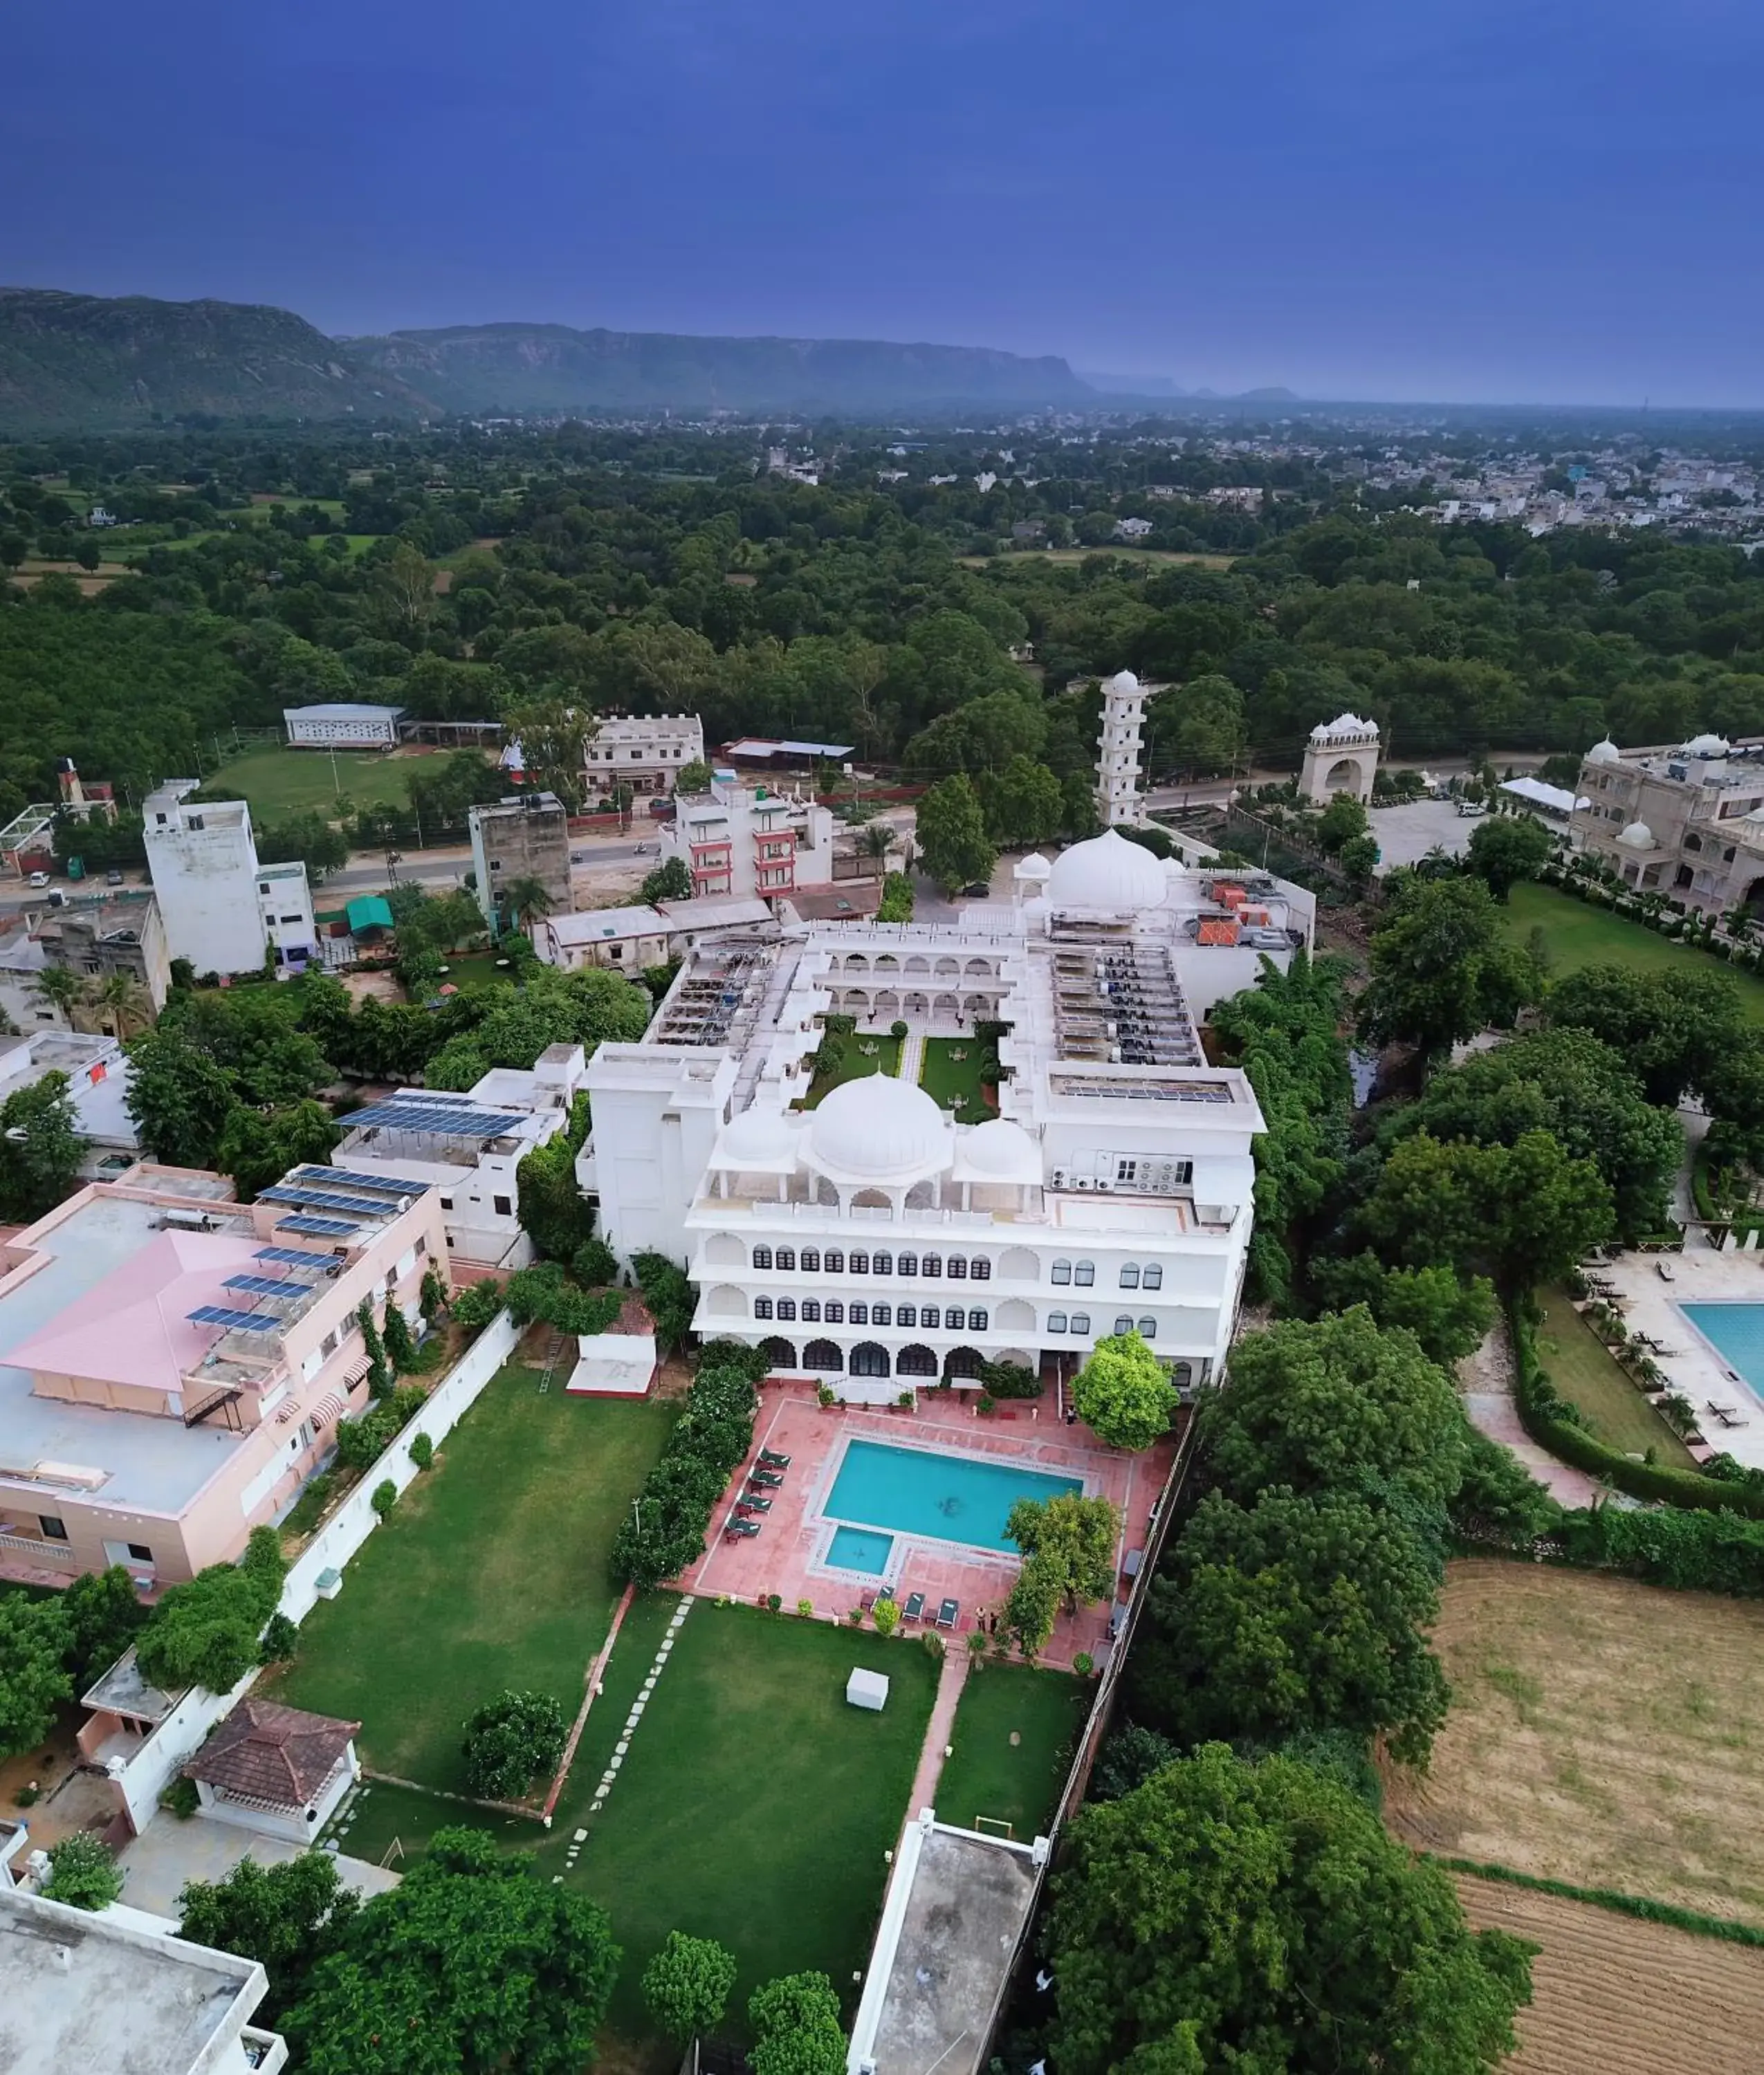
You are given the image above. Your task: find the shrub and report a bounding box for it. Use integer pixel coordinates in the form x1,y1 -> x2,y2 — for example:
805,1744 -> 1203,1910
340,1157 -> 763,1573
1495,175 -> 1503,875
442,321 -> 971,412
980,1358 -> 1040,1399
258,1613 -> 299,1664
419,1265 -> 449,1324
158,1775 -> 201,1818
450,1278 -> 504,1333
571,1236 -> 619,1287
611,1343 -> 768,1587
749,1972 -> 847,2075
135,1527 -> 287,1694
42,1830 -> 122,1910
333,1383 -> 428,1472
371,1479 -> 397,1519
461,1688 -> 569,1800
380,1302 -> 418,1374
409,1432 -> 434,1471
644,1930 -> 739,2042
356,1298 -> 390,1400
890,1018 -> 909,1039
816,1381 -> 836,1408
282,1470 -> 336,1537
766,1592 -> 782,1613
796,1598 -> 814,1618
632,1250 -> 695,1354
504,1261 -> 623,1336
1073,1650 -> 1094,1677
872,1598 -> 901,1636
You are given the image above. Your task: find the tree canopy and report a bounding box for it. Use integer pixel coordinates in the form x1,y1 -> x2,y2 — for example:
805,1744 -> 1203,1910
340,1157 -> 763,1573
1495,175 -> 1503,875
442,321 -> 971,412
1359,876 -> 1539,1064
1072,1331 -> 1178,1450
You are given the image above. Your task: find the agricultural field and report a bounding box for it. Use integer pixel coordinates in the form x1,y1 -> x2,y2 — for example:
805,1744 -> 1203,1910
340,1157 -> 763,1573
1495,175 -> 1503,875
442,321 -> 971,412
1454,1873 -> 1764,2075
1501,883 -> 1764,1023
1384,1560 -> 1764,1924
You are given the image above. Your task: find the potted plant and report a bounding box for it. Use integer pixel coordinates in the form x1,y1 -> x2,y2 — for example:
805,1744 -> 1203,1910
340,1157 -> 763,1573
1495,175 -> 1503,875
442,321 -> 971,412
816,1382 -> 836,1410
896,1389 -> 915,1412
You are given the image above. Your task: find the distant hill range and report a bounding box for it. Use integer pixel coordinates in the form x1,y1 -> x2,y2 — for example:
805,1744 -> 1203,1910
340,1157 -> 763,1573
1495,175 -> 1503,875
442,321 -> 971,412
1079,369 -> 1301,406
0,287 -> 1101,430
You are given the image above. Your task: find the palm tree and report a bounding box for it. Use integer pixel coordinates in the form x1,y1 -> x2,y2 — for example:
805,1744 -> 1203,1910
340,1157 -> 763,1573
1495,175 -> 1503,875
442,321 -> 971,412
91,972 -> 153,1039
33,966 -> 89,1029
501,876 -> 555,932
859,822 -> 894,865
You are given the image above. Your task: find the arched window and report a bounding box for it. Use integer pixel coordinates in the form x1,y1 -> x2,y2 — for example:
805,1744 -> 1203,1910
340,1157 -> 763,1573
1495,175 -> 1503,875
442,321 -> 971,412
775,1247 -> 796,1273
753,1297 -> 773,1320
824,1301 -> 845,1324
1138,1317 -> 1157,1338
970,1257 -> 991,1282
848,1301 -> 868,1325
947,1257 -> 968,1280
1119,1264 -> 1140,1289
805,1339 -> 843,1372
944,1346 -> 984,1380
1114,1315 -> 1134,1336
824,1249 -> 844,1274
753,1245 -> 773,1271
897,1304 -> 917,1327
1070,1312 -> 1091,1335
872,1302 -> 891,1327
776,1298 -> 797,1322
1047,1311 -> 1068,1334
1074,1260 -> 1095,1286
1173,1361 -> 1193,1387
897,1252 -> 918,1277
897,1345 -> 937,1376
800,1248 -> 820,1273
801,1300 -> 821,1323
968,1308 -> 988,1332
921,1304 -> 940,1330
849,1251 -> 868,1275
1051,1260 -> 1072,1286
872,1252 -> 892,1275
760,1337 -> 797,1370
1141,1263 -> 1162,1291
850,1343 -> 891,1377
922,1253 -> 941,1278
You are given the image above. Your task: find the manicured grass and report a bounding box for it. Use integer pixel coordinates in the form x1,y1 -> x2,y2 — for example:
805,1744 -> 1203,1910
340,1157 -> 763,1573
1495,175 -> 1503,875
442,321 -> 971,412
932,1661 -> 1086,1839
1535,1289 -> 1697,1466
1503,883 -> 1764,1024
551,1598 -> 939,2036
432,950 -> 514,995
277,1370 -> 676,1791
193,744 -> 425,821
802,1034 -> 902,1107
918,1036 -> 998,1125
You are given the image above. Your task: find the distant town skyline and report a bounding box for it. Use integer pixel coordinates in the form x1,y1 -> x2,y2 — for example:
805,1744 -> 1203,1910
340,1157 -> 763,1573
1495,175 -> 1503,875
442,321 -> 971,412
11,0 -> 1764,409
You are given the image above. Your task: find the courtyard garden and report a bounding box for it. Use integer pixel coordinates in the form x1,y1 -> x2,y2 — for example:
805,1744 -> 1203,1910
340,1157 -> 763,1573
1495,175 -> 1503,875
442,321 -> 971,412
276,1365 -> 675,1793
1500,883 -> 1764,1021
918,1035 -> 1000,1124
802,1032 -> 901,1106
932,1661 -> 1087,1839
1534,1289 -> 1698,1466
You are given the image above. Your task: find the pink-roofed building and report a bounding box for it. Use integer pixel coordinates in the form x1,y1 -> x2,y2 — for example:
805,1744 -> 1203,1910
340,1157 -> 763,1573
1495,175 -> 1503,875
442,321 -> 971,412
0,1163 -> 448,1591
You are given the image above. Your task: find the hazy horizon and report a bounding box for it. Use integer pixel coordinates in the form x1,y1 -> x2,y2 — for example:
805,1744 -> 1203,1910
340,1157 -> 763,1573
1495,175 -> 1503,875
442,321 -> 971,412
12,0 -> 1764,411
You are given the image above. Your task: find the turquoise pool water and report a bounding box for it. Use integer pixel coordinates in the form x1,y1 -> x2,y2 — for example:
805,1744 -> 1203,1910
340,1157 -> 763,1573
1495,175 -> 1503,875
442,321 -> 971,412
827,1439 -> 1083,1553
827,1525 -> 894,1575
1682,1303 -> 1764,1397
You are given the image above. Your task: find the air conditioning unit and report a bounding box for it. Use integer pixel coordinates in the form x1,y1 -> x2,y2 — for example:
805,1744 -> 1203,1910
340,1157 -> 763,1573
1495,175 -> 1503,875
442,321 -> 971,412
1076,1177 -> 1095,1191
1051,1170 -> 1067,1188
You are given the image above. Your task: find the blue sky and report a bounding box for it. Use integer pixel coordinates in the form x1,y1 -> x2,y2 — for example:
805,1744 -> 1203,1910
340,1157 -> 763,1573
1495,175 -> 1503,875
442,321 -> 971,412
10,0 -> 1762,404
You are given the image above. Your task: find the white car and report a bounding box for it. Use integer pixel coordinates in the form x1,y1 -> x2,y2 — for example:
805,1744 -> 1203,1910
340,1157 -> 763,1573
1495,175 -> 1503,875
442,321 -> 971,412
26,872 -> 49,889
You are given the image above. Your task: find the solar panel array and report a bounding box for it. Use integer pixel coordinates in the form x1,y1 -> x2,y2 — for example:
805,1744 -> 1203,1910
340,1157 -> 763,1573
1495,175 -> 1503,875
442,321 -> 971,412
187,1305 -> 282,1334
318,1165 -> 419,1198
255,1246 -> 336,1271
224,1275 -> 311,1300
346,1098 -> 526,1137
259,1183 -> 395,1218
276,1214 -> 358,1237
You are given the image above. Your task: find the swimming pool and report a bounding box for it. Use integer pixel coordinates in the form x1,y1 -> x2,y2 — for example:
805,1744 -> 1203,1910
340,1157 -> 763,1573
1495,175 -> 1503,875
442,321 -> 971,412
825,1439 -> 1083,1554
1681,1302 -> 1764,1398
826,1525 -> 894,1576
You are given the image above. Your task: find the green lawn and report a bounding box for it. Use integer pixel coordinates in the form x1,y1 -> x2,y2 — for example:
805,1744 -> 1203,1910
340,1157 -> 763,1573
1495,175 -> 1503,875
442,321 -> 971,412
919,1036 -> 999,1125
932,1662 -> 1086,1840
1534,1289 -> 1698,1466
802,1034 -> 902,1107
1503,883 -> 1764,1023
430,950 -> 515,996
193,744 -> 425,821
277,1370 -> 676,1791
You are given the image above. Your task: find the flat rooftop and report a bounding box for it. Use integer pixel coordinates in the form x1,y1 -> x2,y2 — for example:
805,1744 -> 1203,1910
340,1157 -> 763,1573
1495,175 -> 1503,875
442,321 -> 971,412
0,1887 -> 270,2075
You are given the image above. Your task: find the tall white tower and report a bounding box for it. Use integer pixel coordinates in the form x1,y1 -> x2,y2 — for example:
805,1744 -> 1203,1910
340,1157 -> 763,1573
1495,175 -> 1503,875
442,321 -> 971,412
1094,669 -> 1148,828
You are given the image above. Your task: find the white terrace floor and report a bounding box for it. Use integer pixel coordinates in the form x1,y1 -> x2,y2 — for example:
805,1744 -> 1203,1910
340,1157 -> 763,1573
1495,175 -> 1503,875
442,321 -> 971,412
1600,1246 -> 1764,1470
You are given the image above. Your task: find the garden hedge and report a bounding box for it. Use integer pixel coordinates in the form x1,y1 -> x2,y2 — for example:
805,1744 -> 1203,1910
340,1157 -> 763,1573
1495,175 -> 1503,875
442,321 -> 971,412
611,1340 -> 770,1587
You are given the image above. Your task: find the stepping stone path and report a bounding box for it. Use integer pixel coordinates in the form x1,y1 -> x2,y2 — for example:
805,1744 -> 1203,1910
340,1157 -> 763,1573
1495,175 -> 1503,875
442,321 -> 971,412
569,1596 -> 694,1861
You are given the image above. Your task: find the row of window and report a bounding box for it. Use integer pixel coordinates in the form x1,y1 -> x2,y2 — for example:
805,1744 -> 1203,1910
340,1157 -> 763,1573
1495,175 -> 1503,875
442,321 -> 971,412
1047,1313 -> 1159,1339
1051,1260 -> 1163,1289
753,1298 -> 991,1331
750,1246 -> 991,1280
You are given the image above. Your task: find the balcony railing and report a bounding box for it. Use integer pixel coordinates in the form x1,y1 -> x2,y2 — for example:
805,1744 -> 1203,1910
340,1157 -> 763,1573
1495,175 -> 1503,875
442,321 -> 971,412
0,1531 -> 80,1569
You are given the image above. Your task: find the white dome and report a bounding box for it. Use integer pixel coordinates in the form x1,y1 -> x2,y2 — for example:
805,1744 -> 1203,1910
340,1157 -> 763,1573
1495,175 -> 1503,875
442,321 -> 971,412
718,1105 -> 798,1166
959,1117 -> 1040,1179
1311,711 -> 1375,740
1617,820 -> 1656,849
1047,828 -> 1169,912
1683,732 -> 1731,757
1106,668 -> 1141,697
809,1074 -> 948,1181
1586,737 -> 1621,764
1014,851 -> 1053,880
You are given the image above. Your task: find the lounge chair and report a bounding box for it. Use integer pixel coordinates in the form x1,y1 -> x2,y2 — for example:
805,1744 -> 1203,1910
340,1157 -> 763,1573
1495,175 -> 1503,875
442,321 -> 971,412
1657,1261 -> 1676,1281
935,1598 -> 959,1630
725,1519 -> 761,1539
901,1592 -> 926,1623
759,1448 -> 791,1469
748,1469 -> 785,1489
735,1497 -> 772,1515
860,1588 -> 878,1612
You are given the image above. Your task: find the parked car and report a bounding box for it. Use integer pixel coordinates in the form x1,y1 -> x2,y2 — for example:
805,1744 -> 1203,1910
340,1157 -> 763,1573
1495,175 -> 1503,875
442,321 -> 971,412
26,871 -> 49,888
105,868 -> 124,885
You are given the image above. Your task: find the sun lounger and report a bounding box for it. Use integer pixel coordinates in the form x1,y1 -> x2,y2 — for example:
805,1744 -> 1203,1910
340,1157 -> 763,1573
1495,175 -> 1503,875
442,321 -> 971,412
759,1449 -> 791,1468
901,1592 -> 926,1622
860,1588 -> 878,1612
935,1598 -> 959,1630
748,1469 -> 784,1488
1657,1261 -> 1676,1281
735,1497 -> 772,1515
726,1519 -> 761,1539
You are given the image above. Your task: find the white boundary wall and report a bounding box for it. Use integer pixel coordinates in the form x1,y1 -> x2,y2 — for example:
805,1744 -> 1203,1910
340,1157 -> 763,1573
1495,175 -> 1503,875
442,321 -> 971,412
109,1311 -> 520,1833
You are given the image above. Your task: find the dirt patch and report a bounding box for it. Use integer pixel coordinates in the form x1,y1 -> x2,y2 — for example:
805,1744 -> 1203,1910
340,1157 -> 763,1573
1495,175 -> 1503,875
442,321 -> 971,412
1384,1560 -> 1764,1924
1454,1873 -> 1764,2074
338,970 -> 403,1006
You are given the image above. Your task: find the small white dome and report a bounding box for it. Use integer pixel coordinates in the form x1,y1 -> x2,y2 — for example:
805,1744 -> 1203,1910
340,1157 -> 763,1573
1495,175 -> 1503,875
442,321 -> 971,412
1586,737 -> 1621,764
1046,828 -> 1168,912
959,1117 -> 1040,1179
1311,711 -> 1375,740
717,1105 -> 798,1166
1014,851 -> 1053,880
1106,668 -> 1141,697
1617,820 -> 1656,849
809,1074 -> 948,1181
1683,732 -> 1731,757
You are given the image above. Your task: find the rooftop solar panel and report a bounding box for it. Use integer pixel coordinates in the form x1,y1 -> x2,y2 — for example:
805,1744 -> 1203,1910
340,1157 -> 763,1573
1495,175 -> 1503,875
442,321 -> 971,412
187,1305 -> 282,1334
258,1185 -> 394,1218
224,1275 -> 311,1300
317,1165 -> 418,1197
276,1214 -> 358,1237
255,1247 -> 336,1271
347,1098 -> 526,1137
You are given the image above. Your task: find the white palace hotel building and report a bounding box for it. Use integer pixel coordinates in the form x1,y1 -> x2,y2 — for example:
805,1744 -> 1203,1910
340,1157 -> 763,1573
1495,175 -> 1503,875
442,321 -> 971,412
582,814 -> 1312,1403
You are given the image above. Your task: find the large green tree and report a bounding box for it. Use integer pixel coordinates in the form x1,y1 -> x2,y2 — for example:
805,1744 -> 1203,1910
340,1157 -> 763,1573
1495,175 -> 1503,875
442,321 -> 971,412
747,1971 -> 847,2075
1464,813 -> 1553,899
0,1592 -> 75,1760
1544,963 -> 1754,1109
643,1930 -> 738,2042
0,1069 -> 85,1222
1358,876 -> 1539,1065
1072,1331 -> 1177,1450
124,1029 -> 237,1167
1044,1746 -> 1533,2075
914,774 -> 996,895
178,1852 -> 361,2022
1307,1256 -> 1497,1368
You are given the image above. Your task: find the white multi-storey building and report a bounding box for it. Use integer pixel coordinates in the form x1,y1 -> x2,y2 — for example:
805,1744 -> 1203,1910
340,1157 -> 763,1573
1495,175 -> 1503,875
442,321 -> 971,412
143,784 -> 315,977
583,712 -> 706,795
661,772 -> 836,903
585,828 -> 1312,1401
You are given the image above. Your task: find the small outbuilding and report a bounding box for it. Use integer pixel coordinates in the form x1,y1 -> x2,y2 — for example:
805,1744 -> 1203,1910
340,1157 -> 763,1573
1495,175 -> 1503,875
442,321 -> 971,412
847,1667 -> 891,1712
183,1697 -> 362,1843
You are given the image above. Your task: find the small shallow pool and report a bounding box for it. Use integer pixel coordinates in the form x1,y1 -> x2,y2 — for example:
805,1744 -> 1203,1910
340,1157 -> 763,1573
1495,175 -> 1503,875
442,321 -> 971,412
826,1439 -> 1083,1554
825,1525 -> 894,1576
1681,1302 -> 1764,1400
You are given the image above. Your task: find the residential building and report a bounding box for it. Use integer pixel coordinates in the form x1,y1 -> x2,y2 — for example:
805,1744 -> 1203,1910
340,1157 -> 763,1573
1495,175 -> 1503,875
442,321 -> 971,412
282,701 -> 405,749
1298,712 -> 1381,804
0,1029 -> 141,1178
468,793 -> 571,934
583,827 -> 1310,1402
329,1048 -> 587,1275
582,712 -> 704,794
1572,734 -> 1764,912
0,1163 -> 445,1590
0,1883 -> 288,2074
0,893 -> 172,1031
660,771 -> 836,904
1112,515 -> 1155,540
534,905 -> 677,973
143,784 -> 315,977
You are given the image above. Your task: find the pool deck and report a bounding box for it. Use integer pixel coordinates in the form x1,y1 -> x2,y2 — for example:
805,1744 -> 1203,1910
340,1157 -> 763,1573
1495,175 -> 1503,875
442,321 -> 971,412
683,1380 -> 1174,1671
1597,1247 -> 1764,1469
